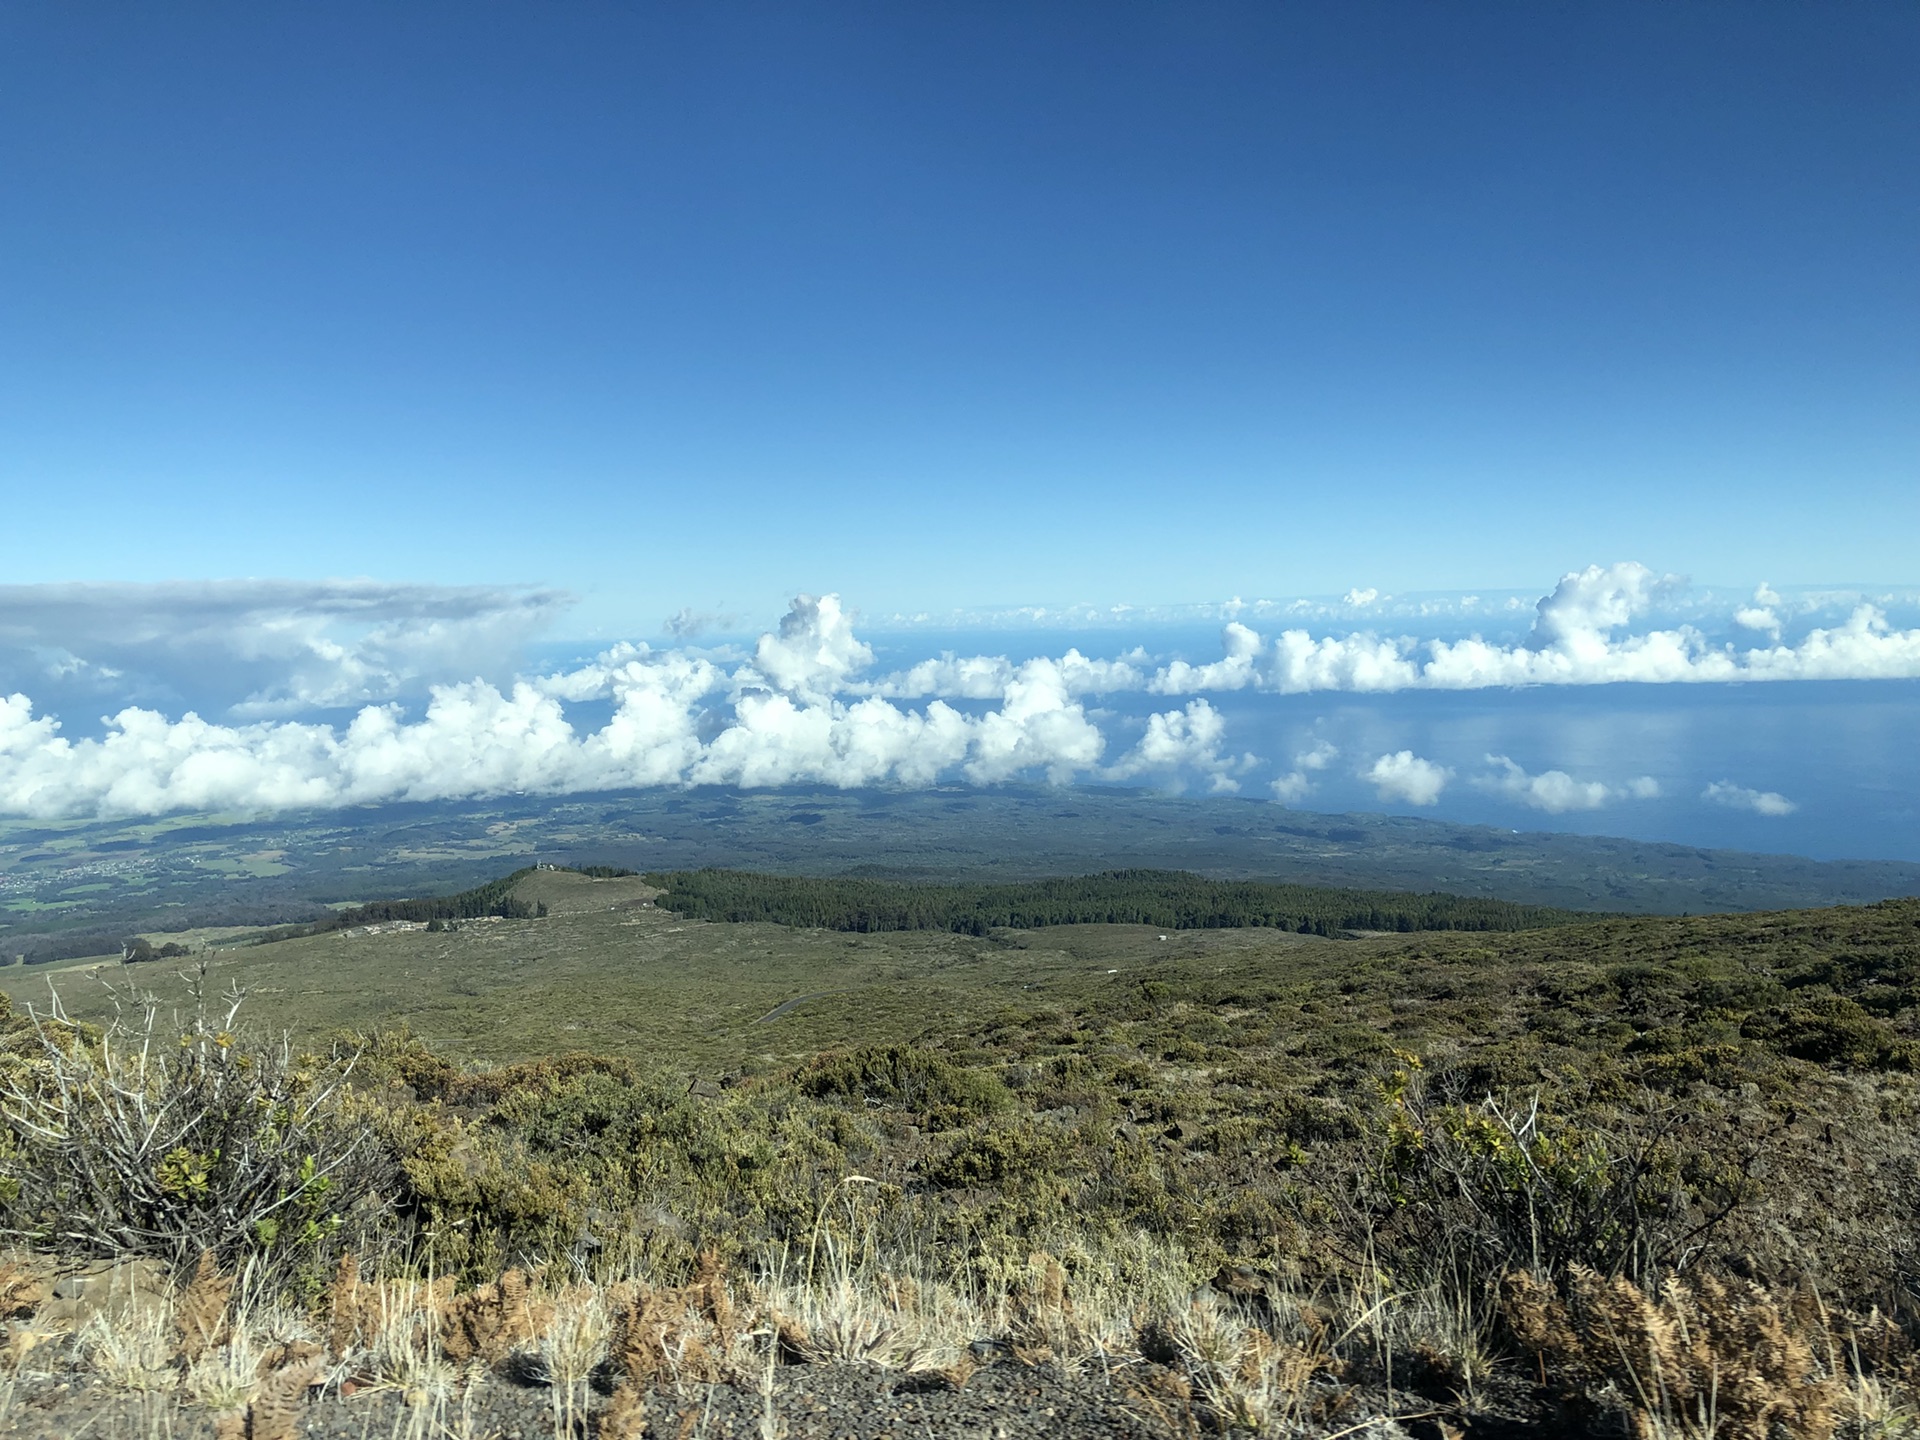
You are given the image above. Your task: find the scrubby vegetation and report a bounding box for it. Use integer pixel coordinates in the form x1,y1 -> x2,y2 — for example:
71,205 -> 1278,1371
0,893 -> 1916,1435
647,867 -> 1581,936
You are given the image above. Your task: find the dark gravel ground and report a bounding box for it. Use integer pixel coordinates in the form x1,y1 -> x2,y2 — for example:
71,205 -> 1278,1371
0,1362 -> 1190,1439
0,1362 -> 1559,1438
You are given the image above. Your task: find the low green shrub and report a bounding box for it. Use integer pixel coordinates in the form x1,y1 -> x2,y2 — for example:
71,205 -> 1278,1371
0,980 -> 399,1286
799,1044 -> 1010,1128
1743,994 -> 1905,1068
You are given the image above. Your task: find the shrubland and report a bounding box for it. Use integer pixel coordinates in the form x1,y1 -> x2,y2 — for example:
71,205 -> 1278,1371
0,872 -> 1914,1436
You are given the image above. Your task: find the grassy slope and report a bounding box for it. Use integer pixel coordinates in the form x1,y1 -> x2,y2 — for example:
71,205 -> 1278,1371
13,868 -> 1917,1086
3,868 -> 1917,1395
4,870 -> 1343,1068
10,785 -> 1920,967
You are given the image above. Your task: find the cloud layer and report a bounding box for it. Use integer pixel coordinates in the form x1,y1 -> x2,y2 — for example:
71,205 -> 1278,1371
0,562 -> 1908,819
0,595 -> 1176,817
1143,564 -> 1920,697
0,580 -> 568,716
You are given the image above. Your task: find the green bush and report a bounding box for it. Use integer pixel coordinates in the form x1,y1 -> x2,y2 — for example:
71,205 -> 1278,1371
0,982 -> 399,1283
799,1044 -> 1010,1128
1743,995 -> 1901,1068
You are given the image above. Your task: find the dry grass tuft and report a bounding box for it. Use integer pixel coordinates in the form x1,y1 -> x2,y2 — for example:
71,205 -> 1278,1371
440,1266 -> 553,1365
539,1281 -> 612,1440
0,1257 -> 48,1321
247,1352 -> 326,1440
77,1298 -> 179,1393
1504,1265 -> 1849,1440
174,1249 -> 233,1364
1160,1284 -> 1346,1434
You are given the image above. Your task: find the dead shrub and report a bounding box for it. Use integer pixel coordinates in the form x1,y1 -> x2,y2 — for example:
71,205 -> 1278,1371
607,1250 -> 748,1391
438,1267 -> 551,1365
1503,1265 -> 1844,1439
174,1250 -> 233,1364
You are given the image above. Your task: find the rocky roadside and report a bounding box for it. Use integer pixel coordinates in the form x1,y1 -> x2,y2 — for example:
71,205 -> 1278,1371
0,1362 -> 1185,1438
0,1363 -> 1559,1439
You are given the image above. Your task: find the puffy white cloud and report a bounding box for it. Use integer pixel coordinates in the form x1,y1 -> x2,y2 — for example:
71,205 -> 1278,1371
692,693 -> 974,789
861,647 -> 1143,702
0,595 -> 1153,818
1343,587 -> 1380,608
1737,606 -> 1920,681
1527,562 -> 1678,654
1300,741 -> 1338,771
1474,755 -> 1661,813
1269,772 -> 1313,804
1147,563 -> 1920,695
963,657 -> 1108,784
1366,751 -> 1452,807
1734,582 -> 1783,640
1149,622 -> 1266,693
1703,780 -> 1797,817
1151,623 -> 1421,695
866,654 -> 1016,701
1107,700 -> 1252,793
744,594 -> 874,704
1269,740 -> 1339,804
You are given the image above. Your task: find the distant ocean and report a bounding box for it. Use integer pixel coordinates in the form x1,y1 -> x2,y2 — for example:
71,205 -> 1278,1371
856,628 -> 1920,864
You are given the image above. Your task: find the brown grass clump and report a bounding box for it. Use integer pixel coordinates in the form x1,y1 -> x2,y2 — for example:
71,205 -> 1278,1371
598,1251 -> 754,1437
250,1353 -> 327,1440
439,1266 -> 553,1365
326,1252 -> 362,1359
609,1250 -> 747,1389
1503,1266 -> 1843,1440
173,1250 -> 233,1364
0,1256 -> 49,1321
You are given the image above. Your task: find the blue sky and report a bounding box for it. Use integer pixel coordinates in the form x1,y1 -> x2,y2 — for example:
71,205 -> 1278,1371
3,2 -> 1916,630
4,4 -> 1919,855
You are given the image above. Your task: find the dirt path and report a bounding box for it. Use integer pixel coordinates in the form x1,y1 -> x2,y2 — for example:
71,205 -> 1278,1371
755,988 -> 856,1023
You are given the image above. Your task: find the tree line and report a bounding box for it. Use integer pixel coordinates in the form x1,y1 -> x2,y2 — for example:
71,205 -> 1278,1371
643,867 -> 1581,936
242,864 -> 640,947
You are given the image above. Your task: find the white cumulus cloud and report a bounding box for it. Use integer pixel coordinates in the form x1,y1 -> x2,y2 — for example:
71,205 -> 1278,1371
1366,751 -> 1452,807
1270,740 -> 1340,804
1703,780 -> 1798,817
0,594 -> 1174,819
1474,755 -> 1662,813
1133,563 -> 1920,699
1106,700 -> 1253,793
743,594 -> 875,705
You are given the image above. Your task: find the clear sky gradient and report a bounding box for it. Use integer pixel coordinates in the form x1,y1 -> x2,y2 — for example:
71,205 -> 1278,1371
3,3 -> 1915,631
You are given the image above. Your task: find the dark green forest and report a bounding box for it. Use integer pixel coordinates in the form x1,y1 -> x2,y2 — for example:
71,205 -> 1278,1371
645,866 -> 1581,936
330,869 -> 549,925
